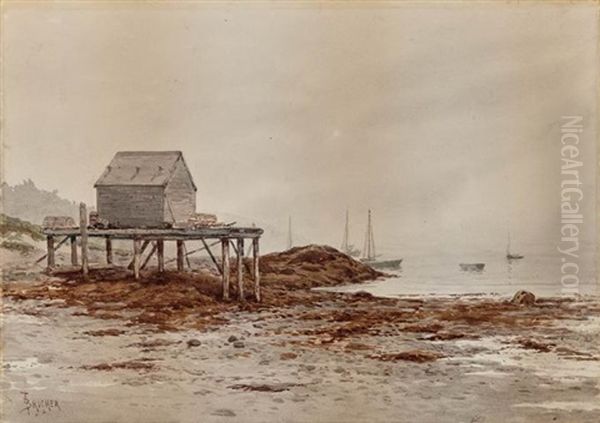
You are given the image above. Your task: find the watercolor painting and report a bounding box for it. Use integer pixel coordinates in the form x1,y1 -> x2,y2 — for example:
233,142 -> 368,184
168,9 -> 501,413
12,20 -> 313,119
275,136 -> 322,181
1,1 -> 598,422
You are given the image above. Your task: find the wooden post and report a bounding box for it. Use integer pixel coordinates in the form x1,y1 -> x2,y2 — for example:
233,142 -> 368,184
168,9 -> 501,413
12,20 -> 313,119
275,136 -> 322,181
176,240 -> 185,271
221,238 -> 230,300
237,238 -> 244,301
70,236 -> 78,266
253,237 -> 261,302
105,237 -> 113,265
157,240 -> 164,272
201,238 -> 222,275
127,240 -> 150,270
46,236 -> 55,270
133,238 -> 141,280
36,236 -> 69,265
141,242 -> 158,270
79,203 -> 89,279
183,242 -> 191,269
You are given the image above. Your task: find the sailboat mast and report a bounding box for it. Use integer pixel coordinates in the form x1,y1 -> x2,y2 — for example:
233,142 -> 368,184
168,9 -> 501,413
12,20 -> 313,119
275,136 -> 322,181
370,210 -> 376,259
287,216 -> 293,250
366,209 -> 372,260
341,209 -> 349,253
362,211 -> 369,260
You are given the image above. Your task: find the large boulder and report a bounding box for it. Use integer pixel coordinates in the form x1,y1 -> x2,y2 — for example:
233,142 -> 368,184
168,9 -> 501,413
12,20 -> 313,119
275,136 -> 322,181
511,290 -> 536,306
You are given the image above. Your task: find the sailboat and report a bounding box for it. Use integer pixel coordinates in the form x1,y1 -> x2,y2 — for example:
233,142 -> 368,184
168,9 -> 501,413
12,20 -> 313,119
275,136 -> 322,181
360,209 -> 402,270
506,230 -> 524,260
340,209 -> 361,257
287,216 -> 293,250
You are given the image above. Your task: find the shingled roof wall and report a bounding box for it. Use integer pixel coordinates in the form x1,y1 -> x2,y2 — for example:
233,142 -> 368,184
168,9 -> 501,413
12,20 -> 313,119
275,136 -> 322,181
94,151 -> 196,190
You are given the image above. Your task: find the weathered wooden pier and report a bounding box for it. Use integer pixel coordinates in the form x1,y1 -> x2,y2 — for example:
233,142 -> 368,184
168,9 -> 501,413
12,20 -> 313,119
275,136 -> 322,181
43,204 -> 263,302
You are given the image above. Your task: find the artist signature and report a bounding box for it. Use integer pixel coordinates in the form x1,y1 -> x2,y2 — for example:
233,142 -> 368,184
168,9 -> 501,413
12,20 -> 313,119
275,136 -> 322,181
20,391 -> 61,416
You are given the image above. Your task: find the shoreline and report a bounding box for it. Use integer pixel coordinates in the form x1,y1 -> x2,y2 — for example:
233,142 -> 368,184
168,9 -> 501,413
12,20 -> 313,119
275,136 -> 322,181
2,292 -> 600,423
2,246 -> 600,422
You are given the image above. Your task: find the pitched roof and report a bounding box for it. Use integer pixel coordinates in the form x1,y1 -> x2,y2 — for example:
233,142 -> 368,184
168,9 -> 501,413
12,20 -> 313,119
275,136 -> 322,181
94,151 -> 197,190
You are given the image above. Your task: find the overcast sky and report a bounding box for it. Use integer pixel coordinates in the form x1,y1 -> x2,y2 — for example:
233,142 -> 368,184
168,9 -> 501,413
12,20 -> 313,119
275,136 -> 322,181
2,2 -> 597,255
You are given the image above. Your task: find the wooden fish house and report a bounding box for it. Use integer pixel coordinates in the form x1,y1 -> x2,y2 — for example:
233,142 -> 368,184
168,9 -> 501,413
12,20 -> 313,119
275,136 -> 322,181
95,151 -> 197,228
41,151 -> 263,302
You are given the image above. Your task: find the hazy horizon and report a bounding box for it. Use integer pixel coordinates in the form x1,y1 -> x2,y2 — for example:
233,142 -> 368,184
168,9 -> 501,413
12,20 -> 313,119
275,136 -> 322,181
2,2 -> 597,258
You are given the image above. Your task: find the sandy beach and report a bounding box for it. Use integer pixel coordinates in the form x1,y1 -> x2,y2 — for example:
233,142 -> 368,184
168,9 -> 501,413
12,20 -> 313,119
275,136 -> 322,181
2,246 -> 600,423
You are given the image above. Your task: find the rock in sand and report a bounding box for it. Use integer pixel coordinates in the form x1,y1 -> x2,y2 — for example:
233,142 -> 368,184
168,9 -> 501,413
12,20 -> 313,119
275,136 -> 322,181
511,290 -> 536,306
187,339 -> 202,348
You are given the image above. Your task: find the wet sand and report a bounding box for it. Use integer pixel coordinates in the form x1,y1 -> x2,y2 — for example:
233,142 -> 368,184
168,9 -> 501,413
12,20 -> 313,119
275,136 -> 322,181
3,294 -> 600,422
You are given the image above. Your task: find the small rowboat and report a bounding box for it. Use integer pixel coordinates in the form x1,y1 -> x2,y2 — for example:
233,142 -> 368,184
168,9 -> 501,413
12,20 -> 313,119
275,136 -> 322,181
459,263 -> 485,272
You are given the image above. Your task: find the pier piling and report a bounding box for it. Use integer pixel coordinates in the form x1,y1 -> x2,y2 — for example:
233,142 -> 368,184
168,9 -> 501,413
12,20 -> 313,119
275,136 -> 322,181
70,236 -> 78,266
157,240 -> 165,272
40,220 -> 262,302
46,236 -> 55,271
133,238 -> 141,280
176,240 -> 185,271
221,239 -> 230,300
253,238 -> 260,302
79,203 -> 89,280
237,238 -> 244,301
105,237 -> 113,265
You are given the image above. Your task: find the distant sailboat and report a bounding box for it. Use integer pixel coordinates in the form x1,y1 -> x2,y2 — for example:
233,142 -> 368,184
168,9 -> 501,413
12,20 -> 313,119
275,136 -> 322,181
506,230 -> 524,260
340,209 -> 360,257
360,209 -> 402,270
287,216 -> 293,250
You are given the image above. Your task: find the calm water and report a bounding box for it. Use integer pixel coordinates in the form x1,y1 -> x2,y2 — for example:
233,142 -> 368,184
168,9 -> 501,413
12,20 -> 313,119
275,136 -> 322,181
320,251 -> 598,298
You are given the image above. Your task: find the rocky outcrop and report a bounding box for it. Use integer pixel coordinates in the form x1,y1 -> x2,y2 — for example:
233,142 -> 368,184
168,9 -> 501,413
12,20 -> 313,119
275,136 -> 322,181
260,245 -> 385,289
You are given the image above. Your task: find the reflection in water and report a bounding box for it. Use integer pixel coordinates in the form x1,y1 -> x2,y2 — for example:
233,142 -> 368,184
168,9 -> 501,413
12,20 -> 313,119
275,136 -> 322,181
507,257 -> 526,286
